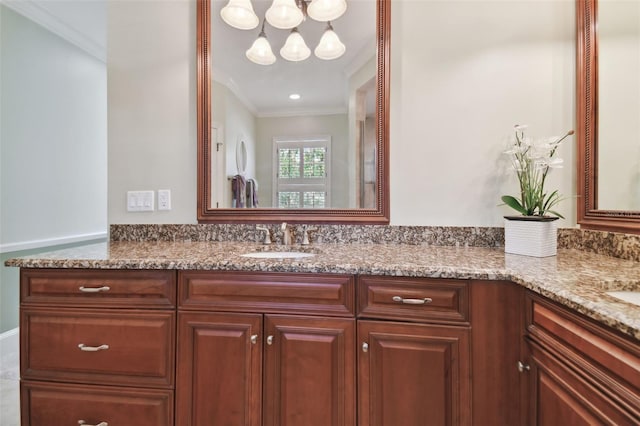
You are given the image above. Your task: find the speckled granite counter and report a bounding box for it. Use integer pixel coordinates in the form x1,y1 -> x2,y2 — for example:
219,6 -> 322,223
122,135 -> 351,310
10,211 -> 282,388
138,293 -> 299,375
6,241 -> 640,341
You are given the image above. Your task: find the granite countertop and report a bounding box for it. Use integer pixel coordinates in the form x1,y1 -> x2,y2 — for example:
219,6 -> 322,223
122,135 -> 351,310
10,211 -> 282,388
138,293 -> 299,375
6,241 -> 640,341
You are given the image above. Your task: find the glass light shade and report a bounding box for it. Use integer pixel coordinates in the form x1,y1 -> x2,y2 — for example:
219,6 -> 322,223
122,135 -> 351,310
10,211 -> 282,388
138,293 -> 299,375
220,0 -> 259,30
314,27 -> 345,60
246,35 -> 276,65
307,0 -> 347,22
265,0 -> 304,29
280,28 -> 311,61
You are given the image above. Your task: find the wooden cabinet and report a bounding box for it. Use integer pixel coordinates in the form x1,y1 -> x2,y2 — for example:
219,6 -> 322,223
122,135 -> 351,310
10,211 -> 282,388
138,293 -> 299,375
21,307 -> 174,387
358,320 -> 470,426
21,381 -> 173,426
176,271 -> 356,426
19,268 -> 176,426
176,311 -> 262,426
357,276 -> 472,426
19,266 -> 639,426
525,292 -> 640,425
263,315 -> 355,426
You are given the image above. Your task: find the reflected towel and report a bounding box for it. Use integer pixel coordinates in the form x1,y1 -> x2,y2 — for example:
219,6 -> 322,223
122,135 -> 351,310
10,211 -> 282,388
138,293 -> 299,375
247,178 -> 258,208
232,175 -> 246,208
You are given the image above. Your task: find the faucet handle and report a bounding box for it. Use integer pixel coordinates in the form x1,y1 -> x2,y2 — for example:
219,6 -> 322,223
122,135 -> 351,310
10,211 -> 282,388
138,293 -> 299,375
300,226 -> 317,245
256,226 -> 272,245
280,222 -> 294,245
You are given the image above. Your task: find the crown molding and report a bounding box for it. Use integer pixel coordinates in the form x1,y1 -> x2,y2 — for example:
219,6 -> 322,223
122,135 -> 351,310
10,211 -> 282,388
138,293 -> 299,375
257,106 -> 347,118
343,43 -> 376,79
213,66 -> 347,118
1,0 -> 105,62
212,66 -> 259,116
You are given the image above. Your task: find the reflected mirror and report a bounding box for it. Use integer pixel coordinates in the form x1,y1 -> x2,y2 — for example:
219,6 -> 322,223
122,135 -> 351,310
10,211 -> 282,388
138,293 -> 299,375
577,0 -> 640,232
197,0 -> 390,223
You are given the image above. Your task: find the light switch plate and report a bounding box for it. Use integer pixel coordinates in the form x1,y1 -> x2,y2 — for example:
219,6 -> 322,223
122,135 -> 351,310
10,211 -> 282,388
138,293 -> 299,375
127,191 -> 155,212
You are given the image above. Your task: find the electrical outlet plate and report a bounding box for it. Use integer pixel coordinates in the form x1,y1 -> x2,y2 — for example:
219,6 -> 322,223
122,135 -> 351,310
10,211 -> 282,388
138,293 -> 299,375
127,191 -> 155,212
158,189 -> 171,211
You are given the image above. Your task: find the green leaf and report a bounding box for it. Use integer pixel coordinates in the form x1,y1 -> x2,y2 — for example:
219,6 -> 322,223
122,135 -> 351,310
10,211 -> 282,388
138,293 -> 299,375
546,210 -> 565,219
501,195 -> 528,215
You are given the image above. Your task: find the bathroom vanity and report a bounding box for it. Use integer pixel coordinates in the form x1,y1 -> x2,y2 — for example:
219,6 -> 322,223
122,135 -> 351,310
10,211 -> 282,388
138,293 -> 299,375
8,241 -> 640,425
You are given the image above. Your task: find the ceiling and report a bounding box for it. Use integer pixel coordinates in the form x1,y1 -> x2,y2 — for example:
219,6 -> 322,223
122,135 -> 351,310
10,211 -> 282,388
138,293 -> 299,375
211,0 -> 377,117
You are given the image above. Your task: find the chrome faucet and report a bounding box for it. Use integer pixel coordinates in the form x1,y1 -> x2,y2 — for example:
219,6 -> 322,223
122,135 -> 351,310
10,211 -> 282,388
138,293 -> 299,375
281,222 -> 294,245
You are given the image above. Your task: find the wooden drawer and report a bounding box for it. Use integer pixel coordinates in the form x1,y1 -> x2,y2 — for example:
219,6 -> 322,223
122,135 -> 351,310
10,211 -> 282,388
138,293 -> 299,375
21,380 -> 173,426
526,293 -> 640,419
21,307 -> 175,388
179,271 -> 355,316
357,276 -> 469,324
21,269 -> 176,308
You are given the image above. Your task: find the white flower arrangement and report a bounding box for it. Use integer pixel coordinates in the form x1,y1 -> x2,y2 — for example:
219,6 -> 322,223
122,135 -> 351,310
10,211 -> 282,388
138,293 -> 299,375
502,124 -> 574,218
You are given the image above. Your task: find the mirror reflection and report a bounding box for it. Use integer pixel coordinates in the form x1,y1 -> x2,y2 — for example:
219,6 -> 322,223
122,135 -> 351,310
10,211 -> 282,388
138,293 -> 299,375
597,0 -> 640,211
209,0 -> 377,209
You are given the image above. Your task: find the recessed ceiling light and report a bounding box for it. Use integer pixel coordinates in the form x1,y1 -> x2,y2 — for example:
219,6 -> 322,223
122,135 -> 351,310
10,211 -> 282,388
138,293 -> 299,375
289,93 -> 301,100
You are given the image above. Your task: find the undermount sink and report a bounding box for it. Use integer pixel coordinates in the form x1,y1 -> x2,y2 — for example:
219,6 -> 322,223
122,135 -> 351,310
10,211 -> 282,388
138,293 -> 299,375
240,251 -> 316,259
606,291 -> 640,307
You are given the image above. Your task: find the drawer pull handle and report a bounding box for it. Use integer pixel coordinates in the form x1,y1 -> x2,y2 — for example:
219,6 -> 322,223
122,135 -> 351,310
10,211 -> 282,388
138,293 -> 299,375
78,421 -> 108,426
392,296 -> 433,305
251,334 -> 258,344
266,335 -> 274,345
78,344 -> 109,352
79,286 -> 110,293
362,342 -> 369,352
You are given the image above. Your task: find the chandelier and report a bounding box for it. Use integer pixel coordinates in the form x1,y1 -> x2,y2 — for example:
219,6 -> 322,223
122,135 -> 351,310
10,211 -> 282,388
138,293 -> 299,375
220,0 -> 347,65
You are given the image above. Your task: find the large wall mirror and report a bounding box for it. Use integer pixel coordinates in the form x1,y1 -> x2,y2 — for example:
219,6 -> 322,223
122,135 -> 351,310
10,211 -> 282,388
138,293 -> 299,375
577,0 -> 640,233
197,0 -> 390,223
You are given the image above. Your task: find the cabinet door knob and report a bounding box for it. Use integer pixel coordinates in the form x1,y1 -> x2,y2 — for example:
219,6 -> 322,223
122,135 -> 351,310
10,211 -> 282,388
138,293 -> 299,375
392,296 -> 433,305
79,286 -> 110,293
250,334 -> 258,344
78,421 -> 108,426
517,361 -> 530,372
266,335 -> 274,345
78,344 -> 109,352
362,342 -> 369,353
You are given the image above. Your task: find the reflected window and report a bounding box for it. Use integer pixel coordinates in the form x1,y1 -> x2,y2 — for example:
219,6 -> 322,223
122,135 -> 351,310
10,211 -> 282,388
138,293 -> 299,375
274,136 -> 331,208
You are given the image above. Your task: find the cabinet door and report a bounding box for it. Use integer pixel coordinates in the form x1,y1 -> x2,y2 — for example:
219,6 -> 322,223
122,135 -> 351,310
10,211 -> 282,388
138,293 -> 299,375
176,312 -> 262,426
529,341 -> 637,425
358,320 -> 471,426
526,293 -> 640,425
263,315 -> 356,426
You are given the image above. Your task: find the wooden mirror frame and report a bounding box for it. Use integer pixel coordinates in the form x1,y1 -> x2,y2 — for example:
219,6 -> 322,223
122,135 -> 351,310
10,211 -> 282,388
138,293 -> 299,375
196,0 -> 390,223
577,0 -> 640,233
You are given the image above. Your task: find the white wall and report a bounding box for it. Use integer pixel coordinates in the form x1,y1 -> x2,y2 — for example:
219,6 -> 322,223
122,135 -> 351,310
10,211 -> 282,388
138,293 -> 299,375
107,0 -> 196,224
211,80 -> 258,207
348,57 -> 376,208
222,84 -> 257,184
107,0 -> 577,227
0,5 -> 108,332
256,114 -> 349,208
390,0 -> 575,226
0,5 -> 107,248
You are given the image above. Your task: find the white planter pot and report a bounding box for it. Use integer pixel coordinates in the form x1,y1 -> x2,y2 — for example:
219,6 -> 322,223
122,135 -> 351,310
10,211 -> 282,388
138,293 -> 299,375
504,217 -> 558,257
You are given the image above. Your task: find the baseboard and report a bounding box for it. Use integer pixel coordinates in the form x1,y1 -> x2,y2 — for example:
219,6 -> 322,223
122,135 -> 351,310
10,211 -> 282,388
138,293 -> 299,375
0,231 -> 107,253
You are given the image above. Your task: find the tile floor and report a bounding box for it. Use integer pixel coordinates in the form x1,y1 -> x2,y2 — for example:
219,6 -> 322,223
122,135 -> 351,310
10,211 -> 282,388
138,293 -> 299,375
0,336 -> 20,426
